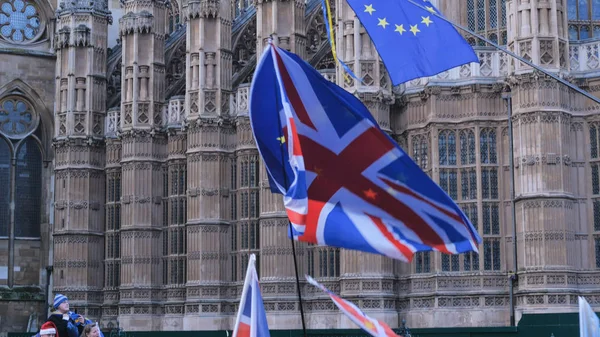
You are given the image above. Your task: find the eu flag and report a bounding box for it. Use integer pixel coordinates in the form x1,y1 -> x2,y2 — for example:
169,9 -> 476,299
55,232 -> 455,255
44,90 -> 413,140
345,0 -> 479,85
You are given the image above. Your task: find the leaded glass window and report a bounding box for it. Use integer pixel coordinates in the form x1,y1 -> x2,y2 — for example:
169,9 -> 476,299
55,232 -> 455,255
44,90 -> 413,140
0,137 -> 9,237
464,251 -> 479,271
232,153 -> 261,281
411,134 -> 429,170
567,0 -> 600,40
415,251 -> 431,273
593,200 -> 600,231
483,238 -> 501,270
439,130 -> 457,166
465,0 -> 507,45
441,254 -> 460,272
0,0 -> 41,43
595,237 -> 600,269
480,128 -> 497,164
14,137 -> 41,237
591,124 -> 598,159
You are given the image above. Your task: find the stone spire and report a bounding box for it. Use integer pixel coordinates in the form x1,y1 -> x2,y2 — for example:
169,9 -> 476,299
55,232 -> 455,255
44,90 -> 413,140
52,0 -> 111,320
184,0 -> 233,119
181,0 -> 234,328
117,0 -> 168,328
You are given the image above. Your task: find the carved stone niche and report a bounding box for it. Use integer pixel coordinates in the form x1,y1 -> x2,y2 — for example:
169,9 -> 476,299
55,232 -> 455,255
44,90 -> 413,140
72,24 -> 90,46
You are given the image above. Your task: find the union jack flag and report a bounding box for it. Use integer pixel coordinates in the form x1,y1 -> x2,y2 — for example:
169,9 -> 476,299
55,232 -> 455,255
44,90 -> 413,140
249,43 -> 481,262
306,275 -> 400,337
232,254 -> 270,337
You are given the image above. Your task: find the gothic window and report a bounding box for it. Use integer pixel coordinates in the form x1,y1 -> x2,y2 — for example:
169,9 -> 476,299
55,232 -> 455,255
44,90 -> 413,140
483,238 -> 501,270
0,0 -> 42,43
0,96 -> 42,239
567,0 -> 600,40
463,251 -> 479,271
307,245 -> 340,278
438,130 -> 458,199
414,251 -> 431,273
411,134 -> 429,171
105,169 -> 121,289
460,130 -> 477,201
231,222 -> 260,281
441,254 -> 460,272
466,0 -> 507,45
479,128 -> 501,270
232,153 -> 260,281
165,162 -> 186,286
591,123 -> 600,232
0,137 -> 9,236
595,236 -> 600,268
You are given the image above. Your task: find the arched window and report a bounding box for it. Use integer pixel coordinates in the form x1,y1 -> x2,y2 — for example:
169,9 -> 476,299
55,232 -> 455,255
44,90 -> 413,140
567,0 -> 600,40
0,137 -> 10,237
0,95 -> 42,238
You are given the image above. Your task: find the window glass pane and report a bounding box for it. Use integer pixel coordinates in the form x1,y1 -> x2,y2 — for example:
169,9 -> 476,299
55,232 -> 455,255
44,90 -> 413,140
0,138 -> 9,236
594,0 -> 600,19
581,25 -> 590,39
578,0 -> 589,20
569,25 -> 579,40
568,0 -> 578,19
14,137 -> 42,237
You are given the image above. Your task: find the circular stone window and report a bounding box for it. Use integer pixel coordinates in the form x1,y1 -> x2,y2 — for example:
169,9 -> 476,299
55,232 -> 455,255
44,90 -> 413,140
0,0 -> 42,43
0,97 -> 39,139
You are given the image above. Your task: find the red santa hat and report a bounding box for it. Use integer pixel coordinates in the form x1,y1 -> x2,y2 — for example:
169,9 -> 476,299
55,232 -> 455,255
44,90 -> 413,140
40,322 -> 57,336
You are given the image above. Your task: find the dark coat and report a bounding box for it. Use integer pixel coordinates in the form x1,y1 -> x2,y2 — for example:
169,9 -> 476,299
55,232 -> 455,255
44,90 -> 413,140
45,312 -> 82,337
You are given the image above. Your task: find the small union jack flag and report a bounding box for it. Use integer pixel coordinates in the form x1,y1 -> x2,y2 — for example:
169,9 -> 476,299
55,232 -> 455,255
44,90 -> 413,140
306,275 -> 401,337
232,254 -> 270,337
249,43 -> 481,262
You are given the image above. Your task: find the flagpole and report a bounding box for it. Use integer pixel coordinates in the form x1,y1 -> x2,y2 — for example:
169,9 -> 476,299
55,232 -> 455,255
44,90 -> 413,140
267,38 -> 309,337
404,0 -> 600,106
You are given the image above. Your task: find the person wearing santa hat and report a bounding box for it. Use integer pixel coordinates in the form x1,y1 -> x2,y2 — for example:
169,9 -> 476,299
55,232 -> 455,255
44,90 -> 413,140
39,322 -> 58,337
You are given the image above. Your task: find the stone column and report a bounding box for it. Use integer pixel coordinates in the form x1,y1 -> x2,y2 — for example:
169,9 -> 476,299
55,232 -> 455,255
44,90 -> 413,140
184,0 -> 233,119
256,0 -> 307,57
117,0 -> 168,329
334,0 -> 397,327
506,0 -> 574,314
52,0 -> 111,321
182,0 -> 233,329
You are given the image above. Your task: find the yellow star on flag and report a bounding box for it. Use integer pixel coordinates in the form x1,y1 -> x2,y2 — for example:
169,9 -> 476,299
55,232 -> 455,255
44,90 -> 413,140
377,17 -> 389,29
421,16 -> 433,26
364,4 -> 375,15
394,24 -> 406,35
410,24 -> 420,35
277,136 -> 286,144
426,6 -> 436,13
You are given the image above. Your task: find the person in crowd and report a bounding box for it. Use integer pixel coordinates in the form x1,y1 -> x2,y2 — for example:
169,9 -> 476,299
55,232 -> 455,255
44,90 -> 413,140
79,323 -> 100,337
39,322 -> 58,337
45,294 -> 83,337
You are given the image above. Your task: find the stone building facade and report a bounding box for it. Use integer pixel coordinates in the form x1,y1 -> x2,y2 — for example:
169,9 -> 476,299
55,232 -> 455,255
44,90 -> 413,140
1,0 -> 600,332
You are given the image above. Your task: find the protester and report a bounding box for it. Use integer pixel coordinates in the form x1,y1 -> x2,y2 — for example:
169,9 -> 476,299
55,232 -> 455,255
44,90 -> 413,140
39,322 -> 58,337
45,294 -> 82,337
79,324 -> 100,337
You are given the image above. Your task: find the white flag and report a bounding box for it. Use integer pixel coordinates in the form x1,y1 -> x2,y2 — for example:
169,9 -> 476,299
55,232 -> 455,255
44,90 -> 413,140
579,296 -> 600,337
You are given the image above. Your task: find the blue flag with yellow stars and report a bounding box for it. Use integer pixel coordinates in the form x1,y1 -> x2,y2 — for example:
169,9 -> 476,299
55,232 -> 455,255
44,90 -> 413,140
346,0 -> 478,85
